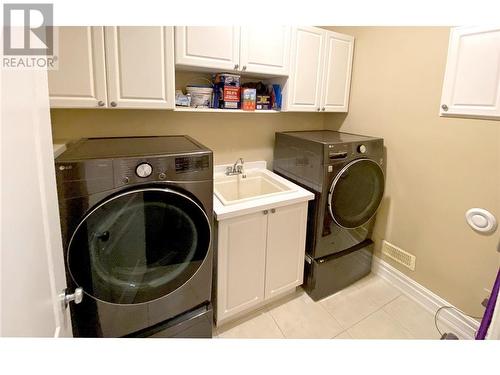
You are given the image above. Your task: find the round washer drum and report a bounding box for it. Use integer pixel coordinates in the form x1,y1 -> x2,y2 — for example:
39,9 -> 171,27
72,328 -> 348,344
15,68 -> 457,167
328,158 -> 385,229
67,187 -> 211,305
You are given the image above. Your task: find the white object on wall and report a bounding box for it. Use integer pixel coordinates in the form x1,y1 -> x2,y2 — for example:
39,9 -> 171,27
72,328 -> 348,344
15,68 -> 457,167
465,208 -> 497,235
440,26 -> 500,119
49,26 -> 175,109
175,26 -> 291,76
283,26 -> 354,112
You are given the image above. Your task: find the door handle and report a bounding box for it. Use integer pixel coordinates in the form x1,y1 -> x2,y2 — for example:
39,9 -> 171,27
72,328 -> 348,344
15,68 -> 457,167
61,287 -> 83,309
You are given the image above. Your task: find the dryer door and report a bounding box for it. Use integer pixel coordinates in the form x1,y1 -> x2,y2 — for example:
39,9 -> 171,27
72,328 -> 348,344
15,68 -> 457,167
67,188 -> 211,305
328,159 -> 384,229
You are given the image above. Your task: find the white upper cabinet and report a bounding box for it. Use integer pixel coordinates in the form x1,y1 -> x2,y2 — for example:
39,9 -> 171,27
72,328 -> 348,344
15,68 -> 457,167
284,26 -> 325,111
283,27 -> 354,112
440,26 -> 500,119
48,27 -> 175,109
239,26 -> 291,76
48,27 -> 107,108
174,26 -> 290,76
105,27 -> 175,109
175,26 -> 240,71
321,31 -> 354,112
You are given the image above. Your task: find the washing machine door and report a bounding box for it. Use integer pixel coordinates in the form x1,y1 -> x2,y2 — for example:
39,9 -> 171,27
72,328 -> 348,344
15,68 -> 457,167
328,159 -> 384,229
67,187 -> 211,305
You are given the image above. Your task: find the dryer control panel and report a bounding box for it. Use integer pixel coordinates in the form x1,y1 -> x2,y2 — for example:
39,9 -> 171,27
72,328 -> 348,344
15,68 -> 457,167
114,154 -> 212,187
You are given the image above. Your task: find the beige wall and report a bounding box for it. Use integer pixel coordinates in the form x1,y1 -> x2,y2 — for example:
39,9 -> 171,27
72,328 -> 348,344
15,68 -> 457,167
51,110 -> 324,166
325,27 -> 500,315
51,26 -> 499,315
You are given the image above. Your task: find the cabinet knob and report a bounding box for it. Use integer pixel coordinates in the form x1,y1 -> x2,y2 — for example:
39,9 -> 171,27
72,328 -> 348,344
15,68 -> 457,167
271,208 -> 276,214
234,64 -> 239,70
263,210 -> 269,215
98,100 -> 105,107
242,65 -> 247,71
322,107 -> 326,111
441,104 -> 448,112
110,101 -> 117,107
316,108 -> 321,112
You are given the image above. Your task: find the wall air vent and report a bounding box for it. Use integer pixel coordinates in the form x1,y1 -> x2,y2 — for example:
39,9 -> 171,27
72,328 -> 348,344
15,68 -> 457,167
382,240 -> 416,271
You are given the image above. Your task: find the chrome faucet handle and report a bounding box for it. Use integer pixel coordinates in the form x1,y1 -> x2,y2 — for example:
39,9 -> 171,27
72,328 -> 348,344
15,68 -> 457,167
225,166 -> 233,175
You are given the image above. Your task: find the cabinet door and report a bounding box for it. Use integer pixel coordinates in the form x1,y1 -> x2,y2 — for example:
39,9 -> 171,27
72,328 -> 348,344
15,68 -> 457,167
320,31 -> 354,112
264,203 -> 307,300
105,27 -> 175,109
440,26 -> 500,119
239,26 -> 291,76
175,26 -> 240,71
216,212 -> 268,324
48,27 -> 107,108
283,26 -> 325,111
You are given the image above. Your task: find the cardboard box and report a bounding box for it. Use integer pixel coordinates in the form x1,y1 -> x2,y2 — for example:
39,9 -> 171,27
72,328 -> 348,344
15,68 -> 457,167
214,73 -> 241,109
256,95 -> 271,110
241,88 -> 256,111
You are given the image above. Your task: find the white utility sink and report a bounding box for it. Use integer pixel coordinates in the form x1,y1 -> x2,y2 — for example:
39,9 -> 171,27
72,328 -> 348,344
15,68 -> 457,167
214,169 -> 296,206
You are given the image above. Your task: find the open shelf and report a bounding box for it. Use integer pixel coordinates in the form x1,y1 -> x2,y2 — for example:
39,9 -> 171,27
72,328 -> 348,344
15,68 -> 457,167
174,107 -> 280,114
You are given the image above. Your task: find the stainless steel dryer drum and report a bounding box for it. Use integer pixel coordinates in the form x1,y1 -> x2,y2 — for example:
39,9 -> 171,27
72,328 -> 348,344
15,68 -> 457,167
274,130 -> 385,300
56,136 -> 214,337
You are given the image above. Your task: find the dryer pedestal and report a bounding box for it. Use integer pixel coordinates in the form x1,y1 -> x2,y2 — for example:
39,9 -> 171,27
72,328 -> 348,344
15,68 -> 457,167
303,240 -> 373,301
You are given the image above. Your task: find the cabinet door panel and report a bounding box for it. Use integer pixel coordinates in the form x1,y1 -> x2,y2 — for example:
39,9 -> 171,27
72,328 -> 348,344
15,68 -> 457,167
239,26 -> 290,76
105,26 -> 175,109
264,203 -> 307,299
321,32 -> 354,112
217,212 -> 267,323
175,26 -> 239,71
284,26 -> 325,111
440,26 -> 500,118
48,27 -> 107,108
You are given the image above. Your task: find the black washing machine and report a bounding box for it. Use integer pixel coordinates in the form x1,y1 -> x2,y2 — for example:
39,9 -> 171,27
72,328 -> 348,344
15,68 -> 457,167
274,130 -> 385,300
56,136 -> 214,337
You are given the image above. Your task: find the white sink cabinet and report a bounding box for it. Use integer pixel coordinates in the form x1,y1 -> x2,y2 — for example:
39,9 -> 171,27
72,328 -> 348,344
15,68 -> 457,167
213,161 -> 314,325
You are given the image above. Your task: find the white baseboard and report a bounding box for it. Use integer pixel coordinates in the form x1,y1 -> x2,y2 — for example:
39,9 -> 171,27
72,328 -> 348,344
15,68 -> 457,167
371,256 -> 480,340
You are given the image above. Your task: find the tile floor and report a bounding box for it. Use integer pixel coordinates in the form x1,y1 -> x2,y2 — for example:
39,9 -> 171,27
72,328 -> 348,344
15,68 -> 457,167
215,274 -> 450,339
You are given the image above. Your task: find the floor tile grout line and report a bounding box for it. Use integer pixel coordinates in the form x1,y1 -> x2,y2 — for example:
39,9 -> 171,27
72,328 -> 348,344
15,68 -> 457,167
316,296 -> 344,329
318,282 -> 403,332
381,295 -> 442,339
344,293 -> 418,339
266,308 -> 288,339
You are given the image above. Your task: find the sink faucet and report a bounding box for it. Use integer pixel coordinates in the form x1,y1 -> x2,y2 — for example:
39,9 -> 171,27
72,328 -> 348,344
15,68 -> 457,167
226,158 -> 246,178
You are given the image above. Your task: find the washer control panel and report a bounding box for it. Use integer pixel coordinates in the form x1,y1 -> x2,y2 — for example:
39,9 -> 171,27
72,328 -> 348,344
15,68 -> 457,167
135,163 -> 153,178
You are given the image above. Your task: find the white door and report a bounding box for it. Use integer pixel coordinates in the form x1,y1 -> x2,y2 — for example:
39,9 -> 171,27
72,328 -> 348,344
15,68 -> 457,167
440,26 -> 500,119
264,203 -> 307,299
175,26 -> 240,71
284,26 -> 325,111
239,26 -> 291,76
320,31 -> 354,112
216,211 -> 268,324
48,27 -> 107,108
105,26 -> 175,109
1,69 -> 72,337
